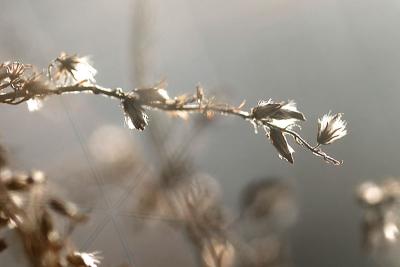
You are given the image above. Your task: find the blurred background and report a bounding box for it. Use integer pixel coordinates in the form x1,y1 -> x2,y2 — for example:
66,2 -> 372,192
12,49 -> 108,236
1,0 -> 400,266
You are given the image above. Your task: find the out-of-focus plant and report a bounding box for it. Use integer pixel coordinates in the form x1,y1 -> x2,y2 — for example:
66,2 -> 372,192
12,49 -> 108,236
230,178 -> 297,267
0,54 -> 347,165
357,179 -> 400,249
131,116 -> 297,267
132,118 -> 232,267
0,144 -> 101,267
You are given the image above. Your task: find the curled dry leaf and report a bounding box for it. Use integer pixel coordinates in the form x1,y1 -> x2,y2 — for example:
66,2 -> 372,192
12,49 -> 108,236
269,129 -> 294,164
48,198 -> 87,222
271,101 -> 306,121
134,87 -> 170,104
252,100 -> 283,120
122,98 -> 149,131
252,99 -> 305,122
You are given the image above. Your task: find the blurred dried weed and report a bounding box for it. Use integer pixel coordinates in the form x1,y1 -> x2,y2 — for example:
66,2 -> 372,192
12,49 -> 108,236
0,144 -> 101,267
357,179 -> 400,249
130,117 -> 297,267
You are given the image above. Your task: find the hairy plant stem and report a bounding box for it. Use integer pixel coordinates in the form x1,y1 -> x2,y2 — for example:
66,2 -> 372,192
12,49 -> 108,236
0,83 -> 341,165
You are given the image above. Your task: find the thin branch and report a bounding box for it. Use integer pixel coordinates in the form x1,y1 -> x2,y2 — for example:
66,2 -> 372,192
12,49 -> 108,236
0,55 -> 347,165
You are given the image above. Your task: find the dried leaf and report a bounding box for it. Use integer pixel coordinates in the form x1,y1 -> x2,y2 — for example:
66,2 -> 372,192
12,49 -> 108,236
134,87 -> 170,103
252,100 -> 305,122
272,109 -> 305,121
237,99 -> 246,109
252,100 -> 283,120
269,128 -> 294,163
122,98 -> 149,131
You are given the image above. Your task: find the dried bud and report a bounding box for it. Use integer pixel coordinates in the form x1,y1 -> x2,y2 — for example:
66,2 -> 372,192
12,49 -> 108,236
0,62 -> 27,89
134,88 -> 170,104
0,238 -> 7,253
202,239 -> 235,267
2,170 -> 45,191
3,173 -> 32,191
196,85 -> 204,103
53,52 -> 97,84
0,144 -> 6,168
122,98 -> 148,131
383,221 -> 399,242
49,198 -> 87,222
269,129 -> 294,164
30,170 -> 46,183
67,251 -> 101,267
40,210 -> 59,245
0,64 -> 8,81
9,193 -> 23,208
0,213 -> 8,228
271,100 -> 306,121
382,179 -> 400,200
317,112 -> 347,145
27,98 -> 43,112
252,99 -> 305,122
357,182 -> 384,206
252,100 -> 283,120
22,76 -> 50,95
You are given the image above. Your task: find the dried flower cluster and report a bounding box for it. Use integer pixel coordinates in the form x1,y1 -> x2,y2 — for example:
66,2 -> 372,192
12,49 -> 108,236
357,179 -> 400,249
0,146 -> 100,267
0,53 -> 347,165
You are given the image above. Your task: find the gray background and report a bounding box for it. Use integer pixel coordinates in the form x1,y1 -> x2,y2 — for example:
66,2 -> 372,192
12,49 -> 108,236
1,0 -> 400,266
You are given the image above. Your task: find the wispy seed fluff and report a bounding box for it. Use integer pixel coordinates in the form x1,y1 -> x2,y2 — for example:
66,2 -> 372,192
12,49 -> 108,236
317,112 -> 347,145
53,52 -> 97,85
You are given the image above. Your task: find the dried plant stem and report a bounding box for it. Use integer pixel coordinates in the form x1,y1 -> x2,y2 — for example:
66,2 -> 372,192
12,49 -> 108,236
263,122 -> 341,165
0,82 -> 340,165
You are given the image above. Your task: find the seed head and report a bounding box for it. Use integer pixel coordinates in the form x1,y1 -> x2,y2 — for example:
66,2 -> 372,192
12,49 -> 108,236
67,251 -> 101,267
53,52 -> 97,84
317,112 -> 347,145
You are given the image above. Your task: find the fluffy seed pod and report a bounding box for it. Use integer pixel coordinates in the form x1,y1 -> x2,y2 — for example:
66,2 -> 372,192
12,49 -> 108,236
317,112 -> 347,145
53,52 -> 97,84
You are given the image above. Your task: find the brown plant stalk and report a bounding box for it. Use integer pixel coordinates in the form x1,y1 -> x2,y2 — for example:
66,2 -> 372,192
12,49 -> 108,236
0,53 -> 347,165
